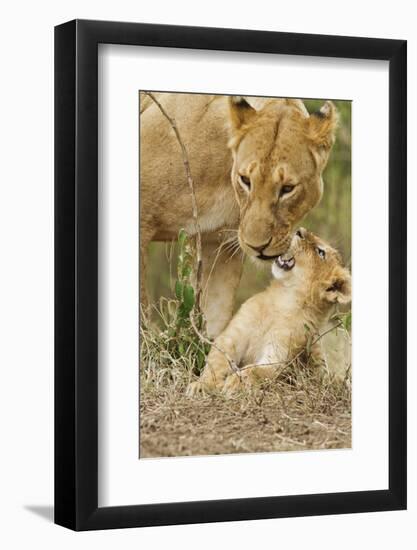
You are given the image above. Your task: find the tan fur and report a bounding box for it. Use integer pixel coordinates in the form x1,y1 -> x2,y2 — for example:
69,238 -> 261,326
187,228 -> 351,395
140,93 -> 338,336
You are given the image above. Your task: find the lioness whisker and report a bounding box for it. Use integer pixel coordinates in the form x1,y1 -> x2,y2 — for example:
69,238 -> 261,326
223,240 -> 240,254
223,241 -> 240,254
228,246 -> 242,261
214,237 -> 239,256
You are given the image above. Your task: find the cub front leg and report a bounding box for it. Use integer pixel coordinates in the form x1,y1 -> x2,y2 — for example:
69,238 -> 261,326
309,340 -> 329,374
200,235 -> 243,338
187,321 -> 247,397
187,347 -> 235,396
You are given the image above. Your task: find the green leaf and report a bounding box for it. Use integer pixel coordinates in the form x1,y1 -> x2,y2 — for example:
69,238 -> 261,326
183,285 -> 195,311
181,263 -> 192,279
175,280 -> 183,300
343,311 -> 352,332
178,229 -> 187,248
177,304 -> 188,324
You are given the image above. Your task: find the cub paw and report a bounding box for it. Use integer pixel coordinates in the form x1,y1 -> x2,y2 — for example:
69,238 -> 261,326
222,371 -> 248,395
186,380 -> 210,397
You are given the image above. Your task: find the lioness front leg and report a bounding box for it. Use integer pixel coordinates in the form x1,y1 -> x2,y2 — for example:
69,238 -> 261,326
200,236 -> 243,338
139,225 -> 154,316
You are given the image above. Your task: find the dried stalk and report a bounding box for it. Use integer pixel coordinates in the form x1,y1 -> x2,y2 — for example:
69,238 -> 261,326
144,92 -> 203,310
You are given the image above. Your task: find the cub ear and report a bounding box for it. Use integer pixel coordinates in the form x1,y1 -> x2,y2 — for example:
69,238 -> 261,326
228,96 -> 257,131
325,268 -> 351,305
307,100 -> 339,166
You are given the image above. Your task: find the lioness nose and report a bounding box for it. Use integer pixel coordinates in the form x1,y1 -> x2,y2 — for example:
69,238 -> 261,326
245,237 -> 272,253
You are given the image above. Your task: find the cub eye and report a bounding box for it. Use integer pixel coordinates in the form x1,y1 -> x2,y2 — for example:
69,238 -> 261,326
280,184 -> 295,196
239,175 -> 251,190
316,247 -> 326,259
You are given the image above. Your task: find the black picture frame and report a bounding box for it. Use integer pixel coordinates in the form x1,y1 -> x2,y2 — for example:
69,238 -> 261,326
55,19 -> 407,531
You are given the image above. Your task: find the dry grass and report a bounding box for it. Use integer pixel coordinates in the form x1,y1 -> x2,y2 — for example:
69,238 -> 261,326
140,311 -> 351,458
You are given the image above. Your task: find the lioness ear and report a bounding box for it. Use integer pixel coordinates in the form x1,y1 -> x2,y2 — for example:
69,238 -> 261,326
325,268 -> 351,305
228,96 -> 257,131
307,101 -> 339,166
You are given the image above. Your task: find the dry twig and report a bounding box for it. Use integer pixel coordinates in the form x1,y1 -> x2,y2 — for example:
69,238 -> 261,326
144,92 -> 203,310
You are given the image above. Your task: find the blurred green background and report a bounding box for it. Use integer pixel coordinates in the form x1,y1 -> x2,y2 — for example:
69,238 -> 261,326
146,98 -> 351,308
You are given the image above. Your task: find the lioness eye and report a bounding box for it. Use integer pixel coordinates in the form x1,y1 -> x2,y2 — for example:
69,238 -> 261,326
280,184 -> 295,196
239,175 -> 251,189
316,247 -> 326,259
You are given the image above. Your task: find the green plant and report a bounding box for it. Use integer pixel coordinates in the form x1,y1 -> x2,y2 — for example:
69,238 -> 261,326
141,229 -> 210,375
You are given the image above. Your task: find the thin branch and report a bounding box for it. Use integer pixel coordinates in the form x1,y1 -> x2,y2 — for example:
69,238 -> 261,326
145,92 -> 203,310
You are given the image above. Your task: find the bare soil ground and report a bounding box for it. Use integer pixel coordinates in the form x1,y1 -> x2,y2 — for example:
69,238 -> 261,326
140,361 -> 351,458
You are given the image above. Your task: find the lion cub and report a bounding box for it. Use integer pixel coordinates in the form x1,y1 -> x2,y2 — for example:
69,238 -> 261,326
187,228 -> 351,395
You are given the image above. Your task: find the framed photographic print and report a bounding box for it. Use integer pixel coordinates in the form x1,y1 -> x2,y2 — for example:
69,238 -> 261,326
55,20 -> 407,530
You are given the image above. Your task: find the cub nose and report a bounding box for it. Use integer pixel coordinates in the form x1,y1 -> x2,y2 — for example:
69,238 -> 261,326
245,237 -> 272,253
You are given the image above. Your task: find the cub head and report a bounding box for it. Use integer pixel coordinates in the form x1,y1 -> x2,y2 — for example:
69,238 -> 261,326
272,227 -> 351,310
228,97 -> 338,261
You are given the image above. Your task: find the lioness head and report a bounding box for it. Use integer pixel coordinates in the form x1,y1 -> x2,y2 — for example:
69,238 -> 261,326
228,97 -> 338,261
272,227 -> 351,308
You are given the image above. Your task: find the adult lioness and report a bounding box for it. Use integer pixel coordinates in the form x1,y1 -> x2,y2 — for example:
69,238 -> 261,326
140,93 -> 338,337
